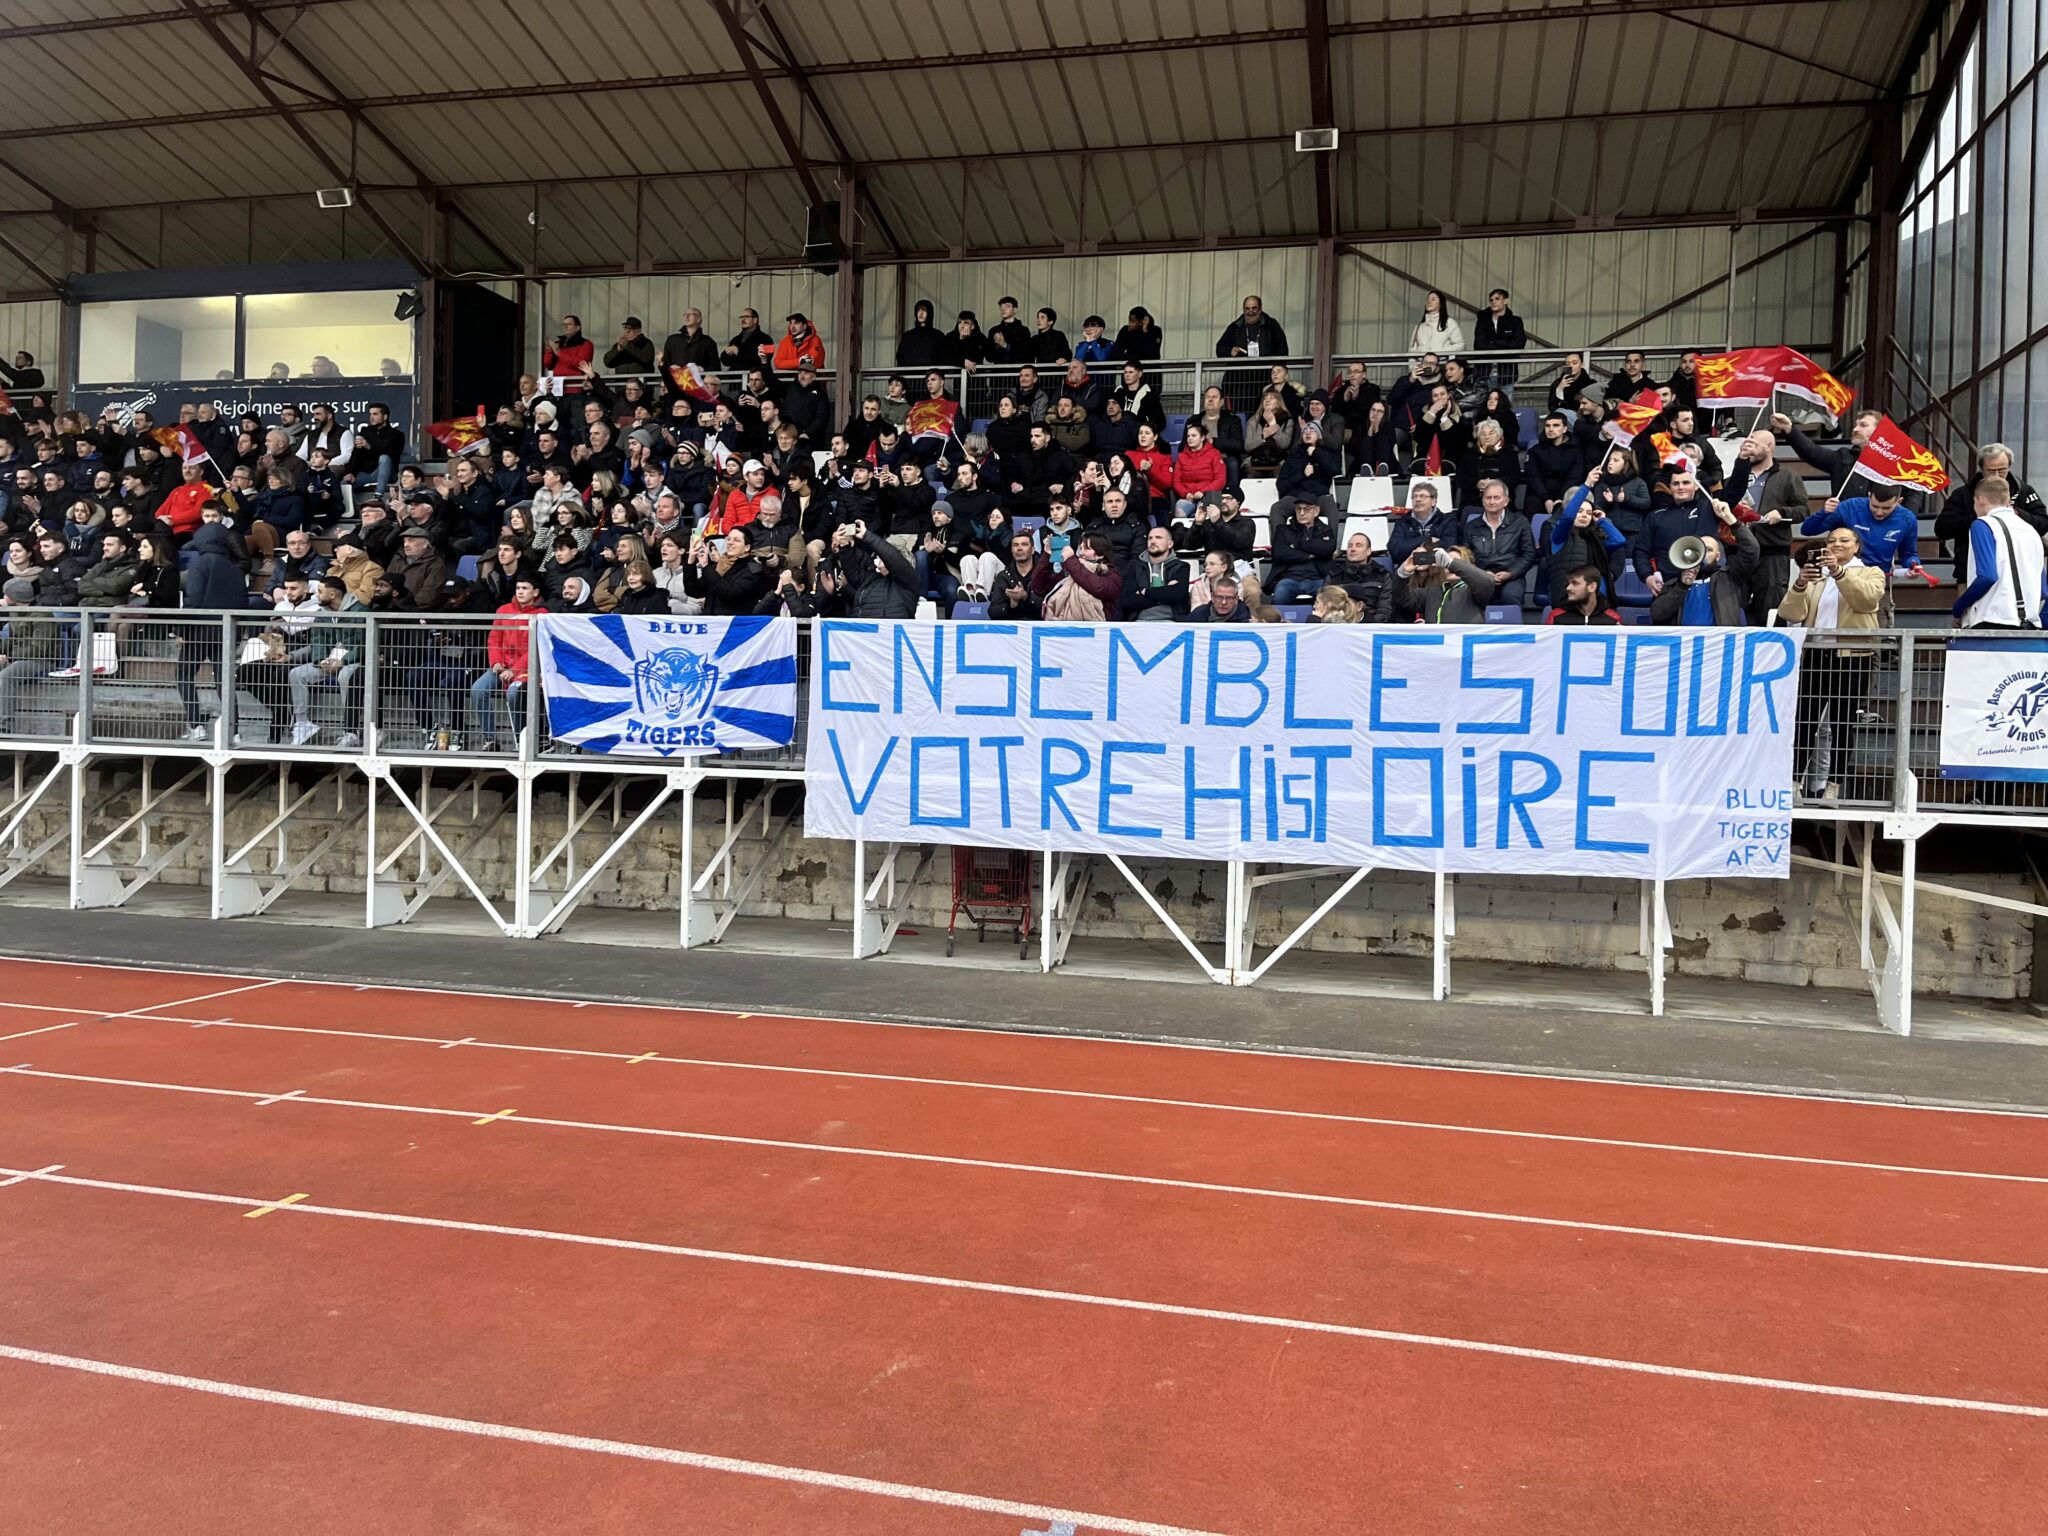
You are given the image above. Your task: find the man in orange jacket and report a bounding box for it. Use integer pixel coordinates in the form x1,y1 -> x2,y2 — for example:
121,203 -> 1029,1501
771,313 -> 826,374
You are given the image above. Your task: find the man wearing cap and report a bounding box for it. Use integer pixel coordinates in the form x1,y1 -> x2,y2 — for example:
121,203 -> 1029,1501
987,297 -> 1031,364
329,533 -> 384,607
781,361 -> 831,443
604,317 -> 656,373
772,314 -> 826,374
719,460 -> 773,534
386,526 -> 448,611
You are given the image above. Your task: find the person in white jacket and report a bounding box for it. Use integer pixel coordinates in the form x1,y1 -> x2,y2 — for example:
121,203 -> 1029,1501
1408,290 -> 1467,357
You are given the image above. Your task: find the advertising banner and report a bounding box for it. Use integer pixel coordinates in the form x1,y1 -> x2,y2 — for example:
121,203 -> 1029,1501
1939,633 -> 2048,781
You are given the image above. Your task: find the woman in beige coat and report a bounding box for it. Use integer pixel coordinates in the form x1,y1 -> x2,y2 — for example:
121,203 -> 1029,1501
1778,526 -> 1886,798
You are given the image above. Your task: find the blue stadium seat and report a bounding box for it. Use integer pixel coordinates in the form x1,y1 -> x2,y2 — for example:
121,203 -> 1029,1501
1622,607 -> 1655,625
970,418 -> 990,437
1483,604 -> 1522,624
1614,568 -> 1655,607
1165,413 -> 1189,443
1275,604 -> 1313,623
1516,408 -> 1539,449
455,555 -> 481,581
951,601 -> 990,620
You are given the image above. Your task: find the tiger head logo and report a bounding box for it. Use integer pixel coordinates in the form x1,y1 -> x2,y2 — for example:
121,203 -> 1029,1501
632,646 -> 720,722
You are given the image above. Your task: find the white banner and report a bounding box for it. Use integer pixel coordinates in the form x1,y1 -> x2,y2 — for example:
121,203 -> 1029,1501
534,614 -> 798,757
1939,634 -> 2048,781
805,622 -> 1802,878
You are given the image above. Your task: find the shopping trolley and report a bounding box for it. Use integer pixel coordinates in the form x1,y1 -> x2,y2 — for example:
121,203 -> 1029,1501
945,847 -> 1033,958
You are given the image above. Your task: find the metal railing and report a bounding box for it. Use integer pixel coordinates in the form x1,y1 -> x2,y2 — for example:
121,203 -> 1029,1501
0,608 -> 2033,818
855,358 -> 1318,429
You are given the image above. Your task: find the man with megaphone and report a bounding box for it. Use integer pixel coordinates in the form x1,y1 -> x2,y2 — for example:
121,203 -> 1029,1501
1649,498 -> 1759,627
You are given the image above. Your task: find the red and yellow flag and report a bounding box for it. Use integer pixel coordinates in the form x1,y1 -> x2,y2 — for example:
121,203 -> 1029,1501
905,397 -> 959,444
151,424 -> 210,464
428,406 -> 488,455
1775,347 -> 1854,420
1694,348 -> 1781,409
1854,415 -> 1949,493
1601,389 -> 1666,447
668,362 -> 722,405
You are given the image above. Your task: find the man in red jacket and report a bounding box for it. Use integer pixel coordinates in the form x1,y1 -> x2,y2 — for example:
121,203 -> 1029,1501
469,576 -> 547,750
541,316 -> 594,384
772,313 -> 826,373
156,460 -> 217,538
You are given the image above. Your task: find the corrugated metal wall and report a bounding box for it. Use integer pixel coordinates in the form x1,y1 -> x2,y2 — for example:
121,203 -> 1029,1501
535,273 -> 836,370
0,300 -> 61,368
1333,226 -> 1841,356
862,249 -> 1319,365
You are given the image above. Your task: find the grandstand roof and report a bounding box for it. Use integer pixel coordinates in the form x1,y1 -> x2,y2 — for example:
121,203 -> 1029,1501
0,0 -> 1936,294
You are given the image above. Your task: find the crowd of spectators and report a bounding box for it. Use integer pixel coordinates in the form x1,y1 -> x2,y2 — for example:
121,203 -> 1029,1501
1,283 -> 2041,763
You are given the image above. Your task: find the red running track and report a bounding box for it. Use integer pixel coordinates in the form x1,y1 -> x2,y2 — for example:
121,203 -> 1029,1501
0,958 -> 2044,1534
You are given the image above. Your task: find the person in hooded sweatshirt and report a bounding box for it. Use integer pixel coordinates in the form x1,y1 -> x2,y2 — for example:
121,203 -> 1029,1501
174,521 -> 250,740
896,299 -> 947,370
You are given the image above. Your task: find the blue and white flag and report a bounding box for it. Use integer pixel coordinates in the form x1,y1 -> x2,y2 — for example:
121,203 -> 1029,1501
534,614 -> 798,757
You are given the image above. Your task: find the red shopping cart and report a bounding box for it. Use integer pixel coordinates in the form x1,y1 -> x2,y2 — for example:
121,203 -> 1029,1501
945,847 -> 1033,958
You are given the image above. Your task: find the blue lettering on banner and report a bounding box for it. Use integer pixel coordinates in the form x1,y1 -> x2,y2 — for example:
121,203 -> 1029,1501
1100,741 -> 1165,838
819,621 -> 879,713
803,622 -> 1801,880
953,624 -> 1020,717
1205,633 -> 1271,727
908,737 -> 971,827
1031,628 -> 1094,721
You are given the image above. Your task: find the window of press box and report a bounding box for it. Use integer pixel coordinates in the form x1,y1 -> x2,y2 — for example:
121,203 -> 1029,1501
75,296 -> 238,385
242,290 -> 414,381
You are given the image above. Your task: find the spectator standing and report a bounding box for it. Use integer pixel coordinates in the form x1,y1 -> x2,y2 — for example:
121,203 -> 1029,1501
1952,477 -> 2048,628
1073,317 -> 1114,364
1649,507 -> 1757,626
1030,309 -> 1072,365
1778,527 -> 1885,795
1111,306 -> 1163,363
772,314 -> 826,373
1642,467 -> 1723,592
604,317 -> 655,373
1408,290 -> 1466,357
986,297 -> 1032,365
896,300 -> 947,370
1217,296 -> 1290,410
1724,429 -> 1809,622
1525,411 -> 1589,519
1473,288 -> 1527,387
941,312 -> 989,372
1937,443 -> 2048,588
661,308 -> 720,375
467,576 -> 544,750
722,308 -> 774,371
541,315 -> 594,382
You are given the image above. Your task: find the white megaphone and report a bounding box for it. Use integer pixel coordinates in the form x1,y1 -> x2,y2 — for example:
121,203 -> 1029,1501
1668,535 -> 1709,572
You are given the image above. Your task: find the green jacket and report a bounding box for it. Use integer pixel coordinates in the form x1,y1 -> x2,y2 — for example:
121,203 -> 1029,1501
304,596 -> 366,666
1,611 -> 58,663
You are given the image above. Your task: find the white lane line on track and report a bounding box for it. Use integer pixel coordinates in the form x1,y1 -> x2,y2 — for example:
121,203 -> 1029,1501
0,980 -> 281,1047
4,1167 -> 2045,1421
0,1069 -> 2040,1277
0,1342 -> 1225,1536
1,951 -> 2040,1120
85,1010 -> 2048,1188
